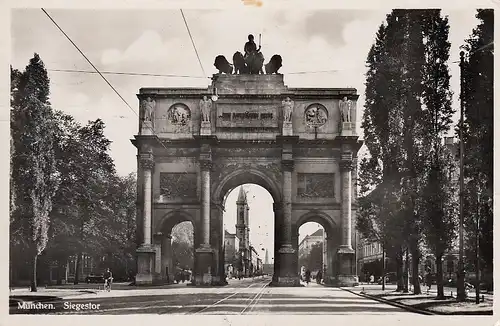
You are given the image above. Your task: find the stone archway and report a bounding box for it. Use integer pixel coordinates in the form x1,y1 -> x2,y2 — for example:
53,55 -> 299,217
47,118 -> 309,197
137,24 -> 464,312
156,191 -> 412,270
211,167 -> 281,284
151,210 -> 197,284
132,73 -> 363,286
295,211 -> 341,284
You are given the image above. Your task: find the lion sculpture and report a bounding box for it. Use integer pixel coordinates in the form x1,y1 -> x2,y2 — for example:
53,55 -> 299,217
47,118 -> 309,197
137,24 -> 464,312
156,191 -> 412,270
265,54 -> 283,74
232,51 -> 248,74
214,55 -> 233,74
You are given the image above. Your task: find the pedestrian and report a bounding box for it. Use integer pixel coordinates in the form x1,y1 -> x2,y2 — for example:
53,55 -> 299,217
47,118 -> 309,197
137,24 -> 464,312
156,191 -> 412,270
316,270 -> 323,284
426,272 -> 432,291
370,274 -> 374,284
305,269 -> 311,286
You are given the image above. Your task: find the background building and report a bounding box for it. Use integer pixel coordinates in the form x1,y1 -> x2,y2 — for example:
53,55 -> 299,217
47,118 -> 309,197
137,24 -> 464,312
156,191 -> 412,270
224,230 -> 240,278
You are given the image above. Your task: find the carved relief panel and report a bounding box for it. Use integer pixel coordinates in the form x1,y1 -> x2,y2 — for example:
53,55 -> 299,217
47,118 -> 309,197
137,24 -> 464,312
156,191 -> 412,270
297,173 -> 335,198
304,103 -> 328,127
159,172 -> 197,199
156,102 -> 192,133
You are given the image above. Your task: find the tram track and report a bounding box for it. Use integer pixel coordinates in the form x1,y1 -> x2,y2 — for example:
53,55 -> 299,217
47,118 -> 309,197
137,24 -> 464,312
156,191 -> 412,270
192,278 -> 269,314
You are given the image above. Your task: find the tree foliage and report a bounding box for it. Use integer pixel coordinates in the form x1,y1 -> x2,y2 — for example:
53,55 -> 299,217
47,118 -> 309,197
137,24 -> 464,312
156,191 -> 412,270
172,222 -> 194,269
359,10 -> 455,296
10,53 -> 60,291
461,9 -> 493,277
10,53 -> 138,287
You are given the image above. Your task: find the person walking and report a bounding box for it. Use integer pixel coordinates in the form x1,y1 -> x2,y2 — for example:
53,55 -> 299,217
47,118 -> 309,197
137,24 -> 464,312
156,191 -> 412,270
426,271 -> 432,291
305,269 -> 311,286
316,270 -> 323,284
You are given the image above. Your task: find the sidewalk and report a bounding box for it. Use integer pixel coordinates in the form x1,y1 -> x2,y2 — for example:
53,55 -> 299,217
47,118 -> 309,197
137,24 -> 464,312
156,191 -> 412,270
342,284 -> 493,315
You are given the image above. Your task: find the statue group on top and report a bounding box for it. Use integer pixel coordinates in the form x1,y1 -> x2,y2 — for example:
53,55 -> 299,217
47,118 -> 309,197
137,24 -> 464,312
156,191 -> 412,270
214,34 -> 283,75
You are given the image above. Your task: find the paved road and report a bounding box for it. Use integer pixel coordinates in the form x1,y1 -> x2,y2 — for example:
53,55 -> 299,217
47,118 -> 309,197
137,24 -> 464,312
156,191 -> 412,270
11,277 -> 412,315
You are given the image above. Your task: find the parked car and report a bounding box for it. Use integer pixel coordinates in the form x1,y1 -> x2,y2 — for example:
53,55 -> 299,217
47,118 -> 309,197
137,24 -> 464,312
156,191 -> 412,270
86,274 -> 104,284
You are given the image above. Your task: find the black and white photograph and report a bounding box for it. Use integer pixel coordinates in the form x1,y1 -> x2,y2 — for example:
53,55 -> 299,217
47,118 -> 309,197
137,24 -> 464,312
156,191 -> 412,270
6,2 -> 495,321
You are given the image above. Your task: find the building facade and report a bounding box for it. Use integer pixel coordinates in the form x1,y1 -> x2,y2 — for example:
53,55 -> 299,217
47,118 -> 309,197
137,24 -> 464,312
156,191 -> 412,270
224,230 -> 240,278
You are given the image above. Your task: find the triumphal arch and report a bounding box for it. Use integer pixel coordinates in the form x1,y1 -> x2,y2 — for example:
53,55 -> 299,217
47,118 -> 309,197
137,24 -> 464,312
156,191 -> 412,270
132,51 -> 362,287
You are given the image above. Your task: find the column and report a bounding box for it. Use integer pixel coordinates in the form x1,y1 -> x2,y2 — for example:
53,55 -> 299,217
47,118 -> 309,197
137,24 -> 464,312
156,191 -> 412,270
336,151 -> 356,286
340,152 -> 353,250
194,159 -> 214,285
275,160 -> 299,286
200,160 -> 212,247
281,160 -> 294,248
136,152 -> 156,285
140,154 -> 154,247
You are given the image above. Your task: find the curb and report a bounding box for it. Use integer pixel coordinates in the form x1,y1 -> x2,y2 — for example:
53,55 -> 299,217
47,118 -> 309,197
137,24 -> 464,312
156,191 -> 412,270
341,287 -> 435,315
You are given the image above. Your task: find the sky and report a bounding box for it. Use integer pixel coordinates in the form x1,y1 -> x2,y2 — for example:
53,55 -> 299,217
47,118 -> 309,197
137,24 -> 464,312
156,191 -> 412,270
9,8 -> 480,260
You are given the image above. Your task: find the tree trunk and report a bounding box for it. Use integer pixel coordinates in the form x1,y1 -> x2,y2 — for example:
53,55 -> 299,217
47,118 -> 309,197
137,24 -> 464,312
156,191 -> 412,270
411,247 -> 421,294
57,261 -> 64,285
74,253 -> 81,284
403,249 -> 409,293
395,250 -> 404,292
31,254 -> 38,292
436,254 -> 444,299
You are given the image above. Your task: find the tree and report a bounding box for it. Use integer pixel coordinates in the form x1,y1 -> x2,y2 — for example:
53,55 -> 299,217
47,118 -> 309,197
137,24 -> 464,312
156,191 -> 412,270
461,9 -> 493,289
10,53 -> 60,291
418,11 -> 456,299
360,10 -> 455,295
420,145 -> 457,298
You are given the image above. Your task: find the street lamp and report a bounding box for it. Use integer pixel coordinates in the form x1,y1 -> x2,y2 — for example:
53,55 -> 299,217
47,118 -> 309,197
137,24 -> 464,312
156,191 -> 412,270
456,50 -> 466,302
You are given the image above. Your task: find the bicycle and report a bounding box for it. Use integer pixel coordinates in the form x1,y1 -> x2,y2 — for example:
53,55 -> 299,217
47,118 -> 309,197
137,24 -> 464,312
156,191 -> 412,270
104,278 -> 112,292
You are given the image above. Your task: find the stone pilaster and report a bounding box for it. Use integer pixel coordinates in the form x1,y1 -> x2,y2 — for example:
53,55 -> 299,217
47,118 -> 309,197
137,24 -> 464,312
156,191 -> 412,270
161,233 -> 174,283
273,202 -> 282,283
153,232 -> 163,276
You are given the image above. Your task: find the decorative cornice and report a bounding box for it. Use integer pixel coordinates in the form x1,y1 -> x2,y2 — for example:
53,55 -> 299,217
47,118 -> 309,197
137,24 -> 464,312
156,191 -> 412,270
276,135 -> 300,145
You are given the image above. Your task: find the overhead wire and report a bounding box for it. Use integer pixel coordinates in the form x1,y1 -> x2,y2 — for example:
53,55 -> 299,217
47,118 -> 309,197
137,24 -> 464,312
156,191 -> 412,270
41,8 -> 173,156
180,9 -> 207,78
47,68 -> 210,79
47,68 -> 341,77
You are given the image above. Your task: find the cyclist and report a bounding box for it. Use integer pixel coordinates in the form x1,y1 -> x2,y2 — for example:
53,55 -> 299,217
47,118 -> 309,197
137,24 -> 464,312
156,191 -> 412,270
103,268 -> 113,291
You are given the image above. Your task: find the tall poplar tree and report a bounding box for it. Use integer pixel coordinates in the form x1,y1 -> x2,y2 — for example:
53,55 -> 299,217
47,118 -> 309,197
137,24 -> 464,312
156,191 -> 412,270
359,10 -> 455,295
10,53 -> 60,291
418,11 -> 457,299
461,9 -> 494,288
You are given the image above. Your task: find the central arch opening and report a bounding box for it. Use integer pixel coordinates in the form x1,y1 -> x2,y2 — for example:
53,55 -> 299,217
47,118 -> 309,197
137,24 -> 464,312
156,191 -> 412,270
221,183 -> 274,281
